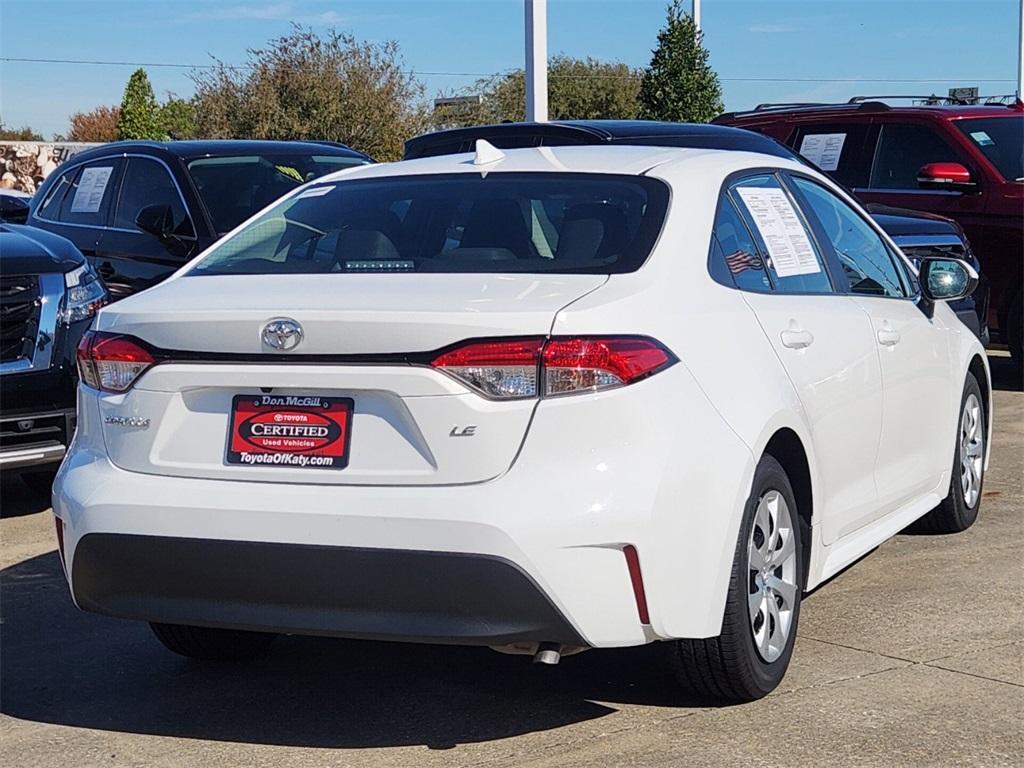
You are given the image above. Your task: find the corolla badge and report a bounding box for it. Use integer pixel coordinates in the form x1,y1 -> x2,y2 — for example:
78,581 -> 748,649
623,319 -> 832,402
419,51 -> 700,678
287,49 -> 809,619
261,318 -> 304,351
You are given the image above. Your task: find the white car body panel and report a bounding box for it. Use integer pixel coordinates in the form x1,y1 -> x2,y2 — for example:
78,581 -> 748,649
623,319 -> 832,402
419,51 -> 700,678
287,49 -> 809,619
53,143 -> 992,649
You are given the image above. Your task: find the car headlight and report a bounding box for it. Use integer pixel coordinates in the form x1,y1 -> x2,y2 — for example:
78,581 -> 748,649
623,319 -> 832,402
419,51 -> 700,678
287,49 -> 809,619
60,263 -> 108,323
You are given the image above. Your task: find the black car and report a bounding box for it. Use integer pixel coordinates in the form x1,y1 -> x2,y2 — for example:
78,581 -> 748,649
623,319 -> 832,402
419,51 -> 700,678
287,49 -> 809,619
28,140 -> 371,300
406,120 -> 989,342
866,203 -> 989,343
0,190 -> 31,224
0,224 -> 107,488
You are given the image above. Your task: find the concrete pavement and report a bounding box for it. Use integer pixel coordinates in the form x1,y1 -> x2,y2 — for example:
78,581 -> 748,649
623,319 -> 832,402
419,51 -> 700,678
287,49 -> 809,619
2,355 -> 1021,768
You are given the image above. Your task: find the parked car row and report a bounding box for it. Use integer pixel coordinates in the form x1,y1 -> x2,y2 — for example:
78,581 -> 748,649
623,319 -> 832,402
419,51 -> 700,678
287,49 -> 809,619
21,120 -> 990,704
713,98 -> 1022,361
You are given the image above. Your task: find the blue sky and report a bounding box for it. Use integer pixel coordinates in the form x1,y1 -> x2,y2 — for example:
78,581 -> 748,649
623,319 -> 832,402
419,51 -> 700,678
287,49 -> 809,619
0,0 -> 1018,139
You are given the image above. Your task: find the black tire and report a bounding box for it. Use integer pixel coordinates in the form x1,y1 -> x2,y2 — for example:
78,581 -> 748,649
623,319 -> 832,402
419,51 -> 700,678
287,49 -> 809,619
666,455 -> 803,703
908,373 -> 985,534
150,623 -> 277,661
19,469 -> 57,497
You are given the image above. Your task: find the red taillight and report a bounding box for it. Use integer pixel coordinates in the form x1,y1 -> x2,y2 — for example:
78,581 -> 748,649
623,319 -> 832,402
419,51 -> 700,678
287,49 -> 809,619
543,337 -> 672,396
76,331 -> 156,393
430,336 -> 674,399
431,339 -> 544,399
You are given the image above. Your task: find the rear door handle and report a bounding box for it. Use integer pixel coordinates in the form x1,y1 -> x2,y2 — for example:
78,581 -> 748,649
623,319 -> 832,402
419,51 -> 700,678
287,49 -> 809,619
780,329 -> 814,349
877,328 -> 901,347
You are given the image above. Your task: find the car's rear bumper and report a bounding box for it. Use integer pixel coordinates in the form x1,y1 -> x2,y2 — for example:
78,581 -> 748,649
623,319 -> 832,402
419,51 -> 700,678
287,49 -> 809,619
71,533 -> 586,646
54,367 -> 754,647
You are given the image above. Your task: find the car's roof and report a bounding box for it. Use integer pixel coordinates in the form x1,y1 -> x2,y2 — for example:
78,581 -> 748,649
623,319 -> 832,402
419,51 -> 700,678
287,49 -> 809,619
404,120 -> 801,161
322,143 -> 804,185
716,100 -> 1022,125
65,139 -> 371,164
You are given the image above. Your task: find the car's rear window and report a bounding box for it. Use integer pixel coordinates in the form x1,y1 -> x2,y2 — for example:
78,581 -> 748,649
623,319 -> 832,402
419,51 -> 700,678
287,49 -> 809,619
189,172 -> 669,275
187,153 -> 370,235
954,116 -> 1023,182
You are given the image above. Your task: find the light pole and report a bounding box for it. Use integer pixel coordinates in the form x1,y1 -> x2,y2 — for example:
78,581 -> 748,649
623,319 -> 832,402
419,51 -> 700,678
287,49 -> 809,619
1018,0 -> 1023,100
525,0 -> 548,122
693,0 -> 701,36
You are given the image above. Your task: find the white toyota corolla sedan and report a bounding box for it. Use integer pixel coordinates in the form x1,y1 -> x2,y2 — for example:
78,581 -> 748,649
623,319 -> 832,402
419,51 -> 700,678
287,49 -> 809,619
53,130 -> 990,702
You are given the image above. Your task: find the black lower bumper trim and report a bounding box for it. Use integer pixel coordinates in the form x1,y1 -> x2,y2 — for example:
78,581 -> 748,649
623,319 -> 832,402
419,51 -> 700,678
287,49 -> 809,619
71,534 -> 587,647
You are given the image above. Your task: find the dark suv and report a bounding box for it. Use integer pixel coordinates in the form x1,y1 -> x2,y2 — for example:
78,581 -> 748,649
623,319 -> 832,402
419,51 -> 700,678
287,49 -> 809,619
28,140 -> 370,300
714,99 -> 1023,361
0,224 -> 107,489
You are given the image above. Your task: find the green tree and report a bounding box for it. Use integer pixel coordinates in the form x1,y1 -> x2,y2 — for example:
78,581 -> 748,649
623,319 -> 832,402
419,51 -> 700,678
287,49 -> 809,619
639,0 -> 723,123
159,96 -> 198,139
118,68 -> 163,140
438,55 -> 641,128
190,25 -> 428,161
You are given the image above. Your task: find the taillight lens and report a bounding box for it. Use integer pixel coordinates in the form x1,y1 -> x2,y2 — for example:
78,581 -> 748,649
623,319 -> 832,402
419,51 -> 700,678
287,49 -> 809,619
543,337 -> 672,396
431,339 -> 544,398
430,336 -> 673,399
76,331 -> 156,393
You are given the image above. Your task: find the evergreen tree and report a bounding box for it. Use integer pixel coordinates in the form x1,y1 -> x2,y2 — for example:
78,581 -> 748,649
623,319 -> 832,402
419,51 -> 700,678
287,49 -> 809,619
639,0 -> 723,123
118,69 -> 163,140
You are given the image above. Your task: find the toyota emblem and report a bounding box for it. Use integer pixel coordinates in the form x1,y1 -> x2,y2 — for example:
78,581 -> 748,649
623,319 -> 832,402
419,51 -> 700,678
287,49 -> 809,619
261,318 -> 304,351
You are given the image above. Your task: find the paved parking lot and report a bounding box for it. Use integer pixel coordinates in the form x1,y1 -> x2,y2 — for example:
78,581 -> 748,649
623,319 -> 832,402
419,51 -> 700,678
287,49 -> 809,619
2,354 -> 1021,768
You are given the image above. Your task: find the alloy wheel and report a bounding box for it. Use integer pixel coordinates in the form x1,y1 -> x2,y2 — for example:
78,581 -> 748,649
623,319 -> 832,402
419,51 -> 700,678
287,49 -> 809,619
747,490 -> 799,663
960,393 -> 984,509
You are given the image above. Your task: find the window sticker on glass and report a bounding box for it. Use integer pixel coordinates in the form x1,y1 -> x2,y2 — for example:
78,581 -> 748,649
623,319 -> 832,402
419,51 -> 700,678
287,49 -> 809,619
735,187 -> 821,278
70,166 -> 114,213
798,133 -> 847,172
969,131 -> 994,147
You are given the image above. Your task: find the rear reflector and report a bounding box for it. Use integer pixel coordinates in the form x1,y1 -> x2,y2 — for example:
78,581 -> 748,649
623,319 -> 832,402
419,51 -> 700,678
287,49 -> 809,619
623,545 -> 650,625
77,331 -> 157,393
431,336 -> 674,399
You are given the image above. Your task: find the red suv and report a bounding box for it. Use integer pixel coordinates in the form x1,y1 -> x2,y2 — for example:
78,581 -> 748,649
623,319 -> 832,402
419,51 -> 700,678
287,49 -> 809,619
715,99 -> 1023,362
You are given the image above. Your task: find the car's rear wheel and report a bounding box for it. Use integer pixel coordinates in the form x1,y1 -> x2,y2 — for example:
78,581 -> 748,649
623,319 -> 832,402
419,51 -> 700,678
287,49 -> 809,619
150,623 -> 278,660
909,373 -> 985,534
666,454 -> 803,702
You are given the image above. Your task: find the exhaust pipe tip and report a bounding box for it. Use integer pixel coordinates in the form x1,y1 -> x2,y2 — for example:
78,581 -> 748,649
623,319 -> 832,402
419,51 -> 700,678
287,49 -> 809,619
533,642 -> 562,665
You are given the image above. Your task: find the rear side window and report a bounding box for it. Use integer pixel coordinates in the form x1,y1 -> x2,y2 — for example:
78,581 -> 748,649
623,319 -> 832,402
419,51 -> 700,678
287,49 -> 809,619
709,196 -> 772,292
728,174 -> 833,294
56,160 -> 122,226
189,173 -> 669,276
36,167 -> 76,220
870,123 -> 962,189
114,157 -> 194,237
791,123 -> 872,186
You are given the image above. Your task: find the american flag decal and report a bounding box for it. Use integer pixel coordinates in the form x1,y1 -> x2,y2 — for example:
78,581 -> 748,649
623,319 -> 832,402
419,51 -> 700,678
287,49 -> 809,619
724,249 -> 764,275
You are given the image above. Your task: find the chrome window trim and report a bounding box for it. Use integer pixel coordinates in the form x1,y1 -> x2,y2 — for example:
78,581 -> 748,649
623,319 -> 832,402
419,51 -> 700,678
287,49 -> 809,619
0,272 -> 64,374
31,153 -> 197,240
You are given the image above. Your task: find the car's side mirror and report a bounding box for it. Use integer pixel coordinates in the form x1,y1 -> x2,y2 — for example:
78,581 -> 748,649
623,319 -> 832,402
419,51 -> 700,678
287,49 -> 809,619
134,204 -> 176,240
917,256 -> 978,318
0,195 -> 30,224
917,162 -> 977,192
